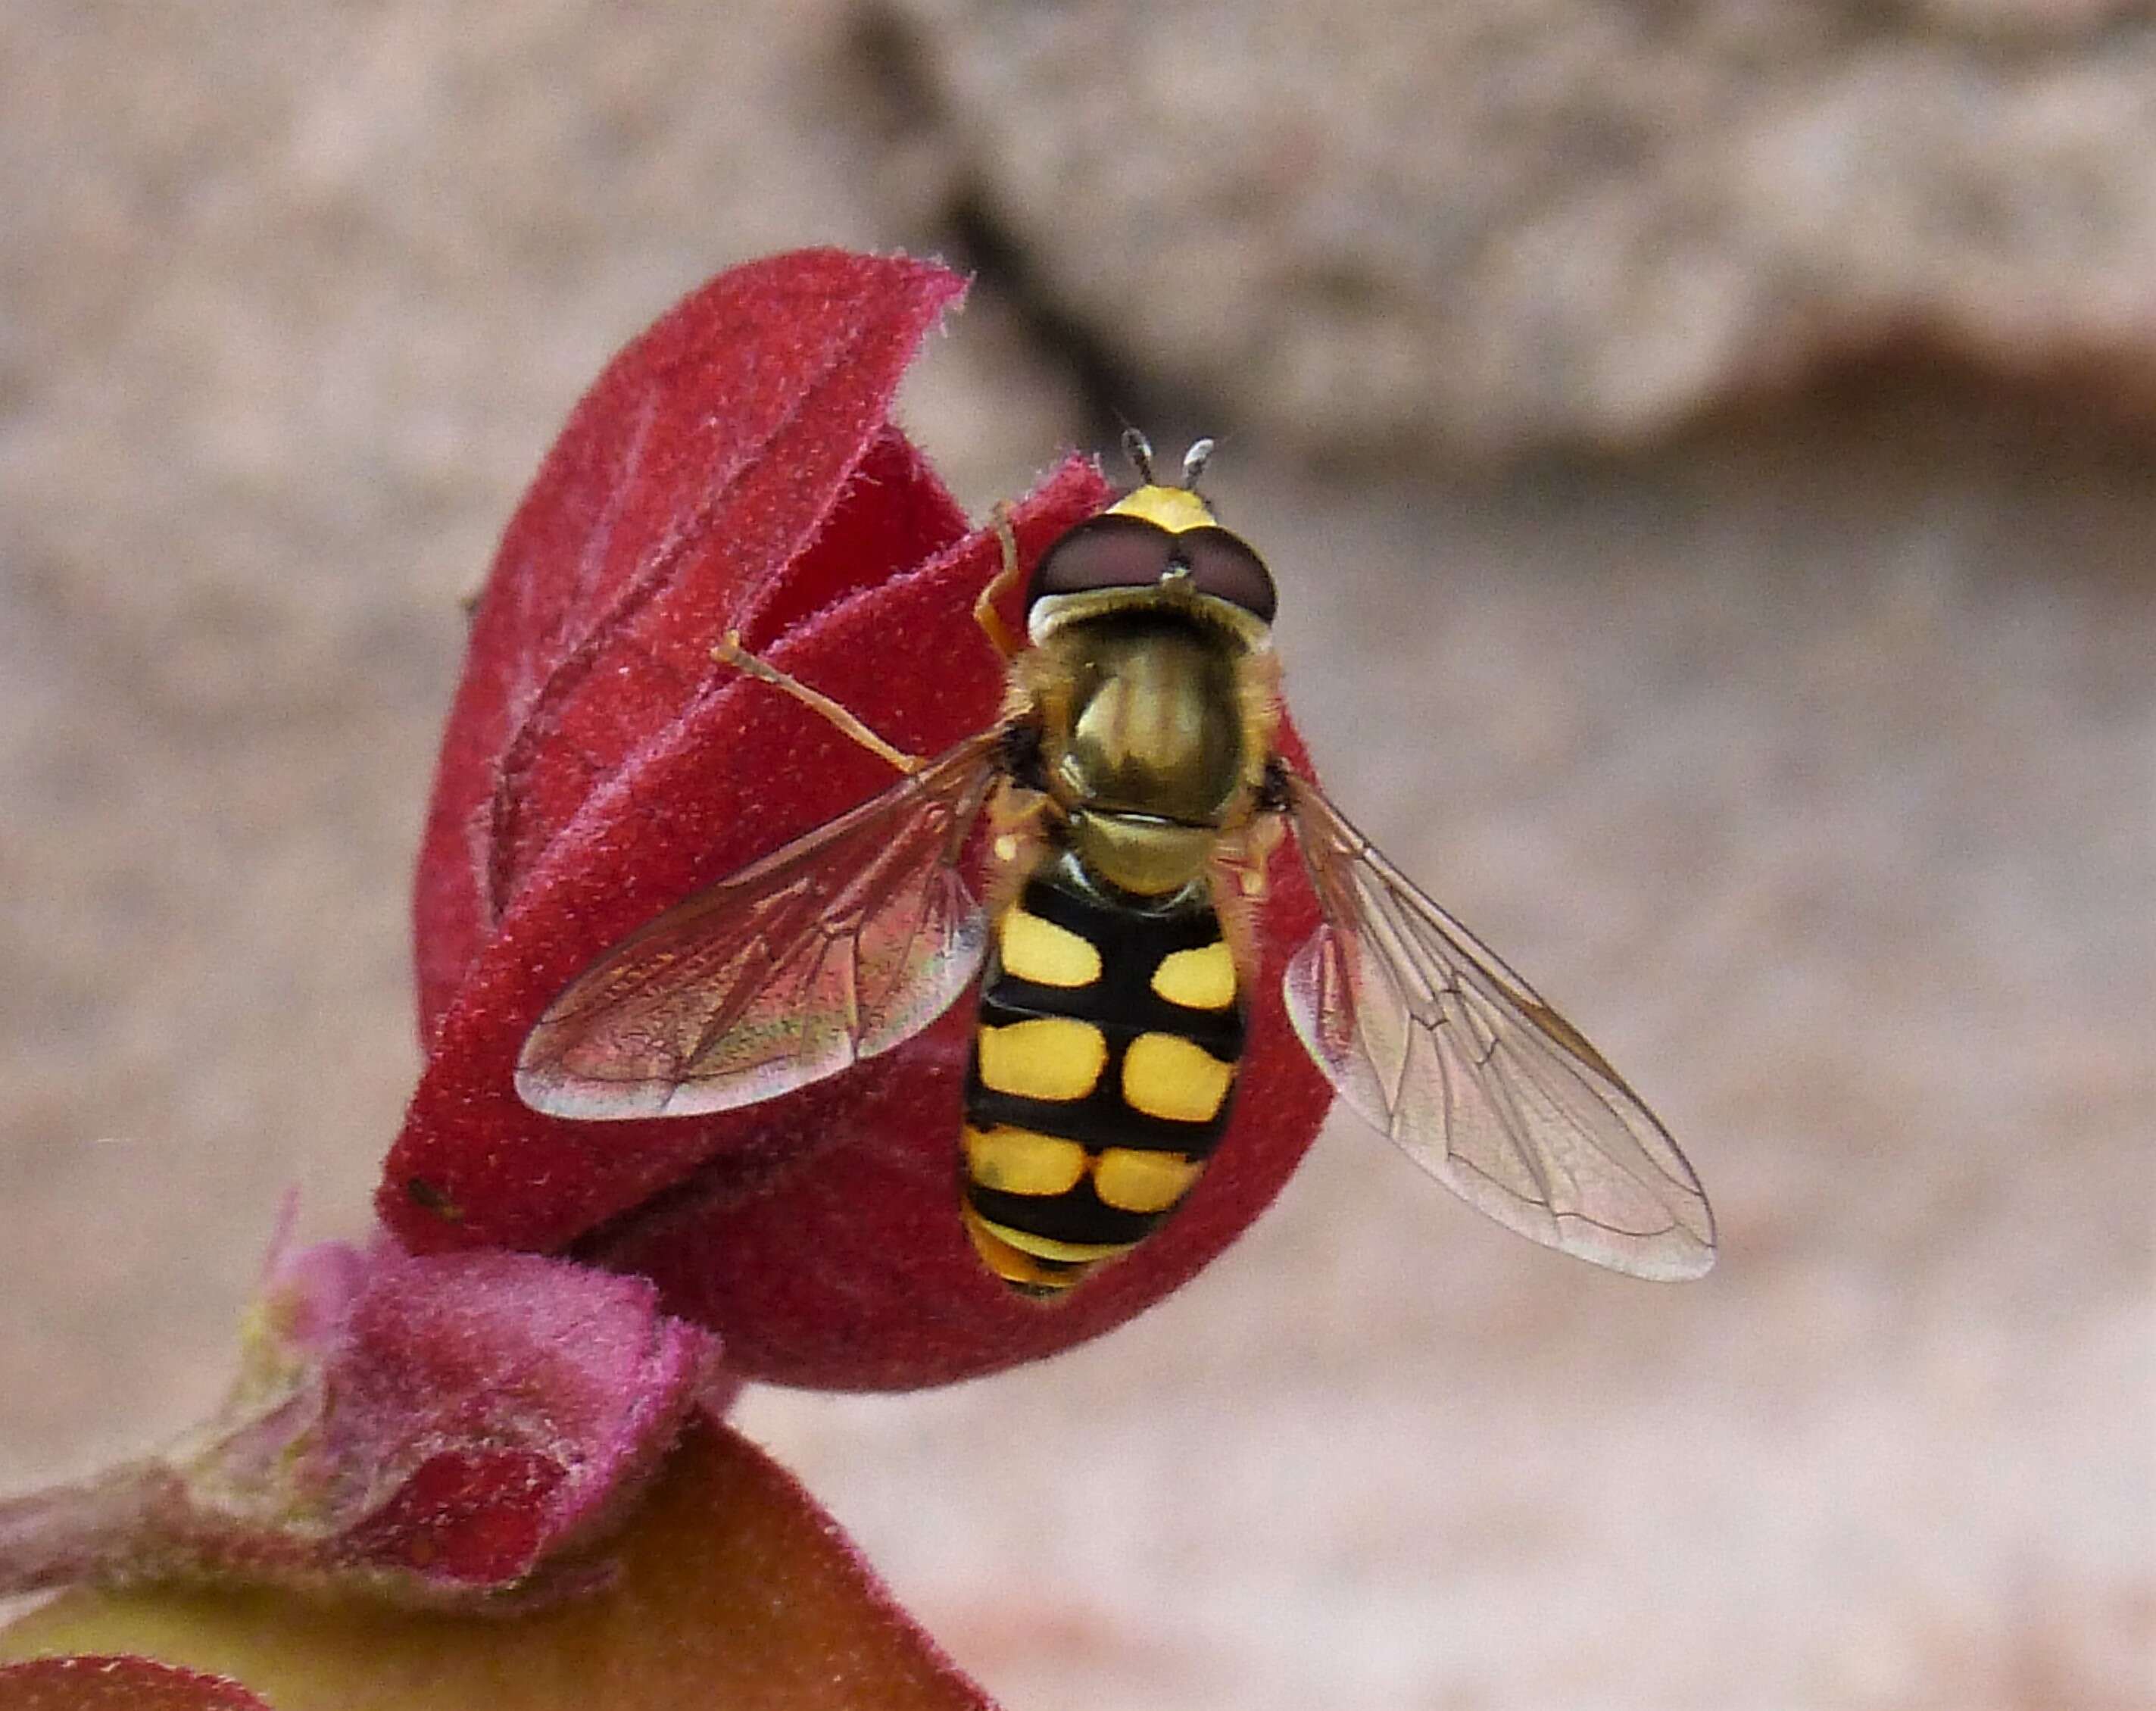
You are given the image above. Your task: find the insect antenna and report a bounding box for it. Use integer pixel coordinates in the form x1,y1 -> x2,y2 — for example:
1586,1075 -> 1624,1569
1180,438 -> 1215,490
1121,426 -> 1157,486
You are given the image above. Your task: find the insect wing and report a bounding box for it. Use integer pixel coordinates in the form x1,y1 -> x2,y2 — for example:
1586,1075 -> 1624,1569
516,733 -> 1000,1120
1280,775 -> 1715,1280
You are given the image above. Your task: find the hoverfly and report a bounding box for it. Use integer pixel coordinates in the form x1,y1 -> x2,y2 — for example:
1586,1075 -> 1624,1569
515,435 -> 1715,1294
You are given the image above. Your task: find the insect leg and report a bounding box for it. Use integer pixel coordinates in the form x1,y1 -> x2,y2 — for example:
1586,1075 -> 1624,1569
711,631 -> 923,775
972,503 -> 1028,660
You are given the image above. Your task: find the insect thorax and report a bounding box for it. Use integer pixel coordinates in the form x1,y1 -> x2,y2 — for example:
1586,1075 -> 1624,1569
1023,609 -> 1270,898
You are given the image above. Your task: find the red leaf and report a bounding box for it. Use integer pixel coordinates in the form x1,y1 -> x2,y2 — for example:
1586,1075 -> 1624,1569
0,1657 -> 272,1711
415,250 -> 969,1026
381,249 -> 1336,1390
2,1417 -> 1004,1711
0,1238 -> 715,1604
388,466 -> 1105,1262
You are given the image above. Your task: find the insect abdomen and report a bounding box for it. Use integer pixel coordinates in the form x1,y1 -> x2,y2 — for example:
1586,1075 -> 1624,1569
961,852 -> 1244,1295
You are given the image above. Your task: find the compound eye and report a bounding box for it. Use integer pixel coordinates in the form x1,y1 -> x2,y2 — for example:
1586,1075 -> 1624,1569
1177,526 -> 1277,623
1026,514 -> 1178,608
1025,514 -> 1278,625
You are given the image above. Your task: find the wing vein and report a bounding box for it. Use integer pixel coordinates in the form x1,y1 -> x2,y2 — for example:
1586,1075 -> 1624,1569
516,732 -> 1000,1120
1278,772 -> 1714,1279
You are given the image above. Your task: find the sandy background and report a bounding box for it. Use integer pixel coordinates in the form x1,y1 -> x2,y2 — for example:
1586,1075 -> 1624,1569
2,5 -> 2149,1708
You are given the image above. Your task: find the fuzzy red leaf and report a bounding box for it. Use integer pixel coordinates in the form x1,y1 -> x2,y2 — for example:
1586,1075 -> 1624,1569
382,249 -> 1336,1390
415,249 -> 971,1026
2,1417 -> 1004,1711
0,1235 -> 714,1605
0,1657 -> 273,1711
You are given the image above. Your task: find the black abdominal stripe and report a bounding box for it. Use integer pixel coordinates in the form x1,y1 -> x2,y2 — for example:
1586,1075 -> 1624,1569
961,852 -> 1245,1294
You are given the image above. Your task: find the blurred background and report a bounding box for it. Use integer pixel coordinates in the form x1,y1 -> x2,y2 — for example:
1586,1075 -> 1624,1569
2,3 -> 2148,1706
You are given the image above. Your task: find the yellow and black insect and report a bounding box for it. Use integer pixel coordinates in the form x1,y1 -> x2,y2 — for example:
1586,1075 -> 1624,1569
515,435 -> 1715,1293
